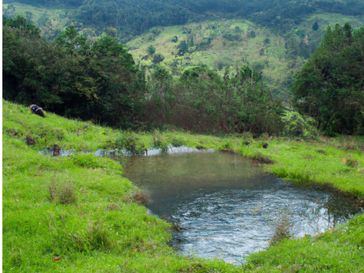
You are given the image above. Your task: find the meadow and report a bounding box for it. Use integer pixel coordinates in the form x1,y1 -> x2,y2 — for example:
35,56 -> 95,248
3,100 -> 364,272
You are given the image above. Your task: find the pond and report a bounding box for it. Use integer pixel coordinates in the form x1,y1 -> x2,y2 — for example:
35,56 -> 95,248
123,150 -> 360,264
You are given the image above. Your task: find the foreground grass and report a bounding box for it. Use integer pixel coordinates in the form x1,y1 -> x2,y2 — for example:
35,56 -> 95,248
3,100 -> 364,272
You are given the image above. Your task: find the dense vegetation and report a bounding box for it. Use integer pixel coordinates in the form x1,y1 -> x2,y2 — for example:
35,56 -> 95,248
4,1 -> 364,98
3,17 -> 145,129
4,16 -> 364,136
127,19 -> 294,96
3,3 -> 364,272
293,24 -> 364,135
5,0 -> 364,39
145,65 -> 282,134
5,0 -> 83,8
3,17 -> 283,134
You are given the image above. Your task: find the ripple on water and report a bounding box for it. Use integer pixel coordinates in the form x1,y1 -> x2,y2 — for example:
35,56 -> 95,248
123,152 -> 361,264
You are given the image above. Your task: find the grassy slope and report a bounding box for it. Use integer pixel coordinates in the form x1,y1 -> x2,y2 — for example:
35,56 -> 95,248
3,101 -> 239,273
127,19 -> 292,96
127,14 -> 364,98
286,13 -> 364,56
3,2 -> 72,38
3,100 -> 364,272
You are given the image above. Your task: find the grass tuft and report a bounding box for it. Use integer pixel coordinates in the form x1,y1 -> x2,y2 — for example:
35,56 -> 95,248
49,180 -> 77,205
269,215 -> 292,246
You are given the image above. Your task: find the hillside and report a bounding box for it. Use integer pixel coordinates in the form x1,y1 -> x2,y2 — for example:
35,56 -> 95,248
3,1 -> 364,97
3,2 -> 72,39
4,0 -> 364,39
127,14 -> 364,97
127,19 -> 292,96
3,100 -> 364,272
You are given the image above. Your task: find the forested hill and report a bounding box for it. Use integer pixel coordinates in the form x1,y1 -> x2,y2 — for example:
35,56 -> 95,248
4,0 -> 364,39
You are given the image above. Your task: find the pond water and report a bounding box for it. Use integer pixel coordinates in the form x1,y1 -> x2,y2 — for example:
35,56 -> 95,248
123,151 -> 360,264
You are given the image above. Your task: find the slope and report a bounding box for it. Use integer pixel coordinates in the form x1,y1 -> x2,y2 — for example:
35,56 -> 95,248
3,100 -> 364,272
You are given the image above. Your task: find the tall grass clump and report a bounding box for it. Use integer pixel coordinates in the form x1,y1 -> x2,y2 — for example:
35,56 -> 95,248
87,222 -> 113,251
343,157 -> 359,168
270,215 -> 292,246
115,131 -> 146,154
49,180 -> 77,205
152,130 -> 169,152
170,136 -> 185,147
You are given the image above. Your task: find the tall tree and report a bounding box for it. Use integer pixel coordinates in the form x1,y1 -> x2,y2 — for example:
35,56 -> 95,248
292,24 -> 364,135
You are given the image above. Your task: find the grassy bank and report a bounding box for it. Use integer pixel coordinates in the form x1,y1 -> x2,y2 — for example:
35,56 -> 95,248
3,100 -> 364,272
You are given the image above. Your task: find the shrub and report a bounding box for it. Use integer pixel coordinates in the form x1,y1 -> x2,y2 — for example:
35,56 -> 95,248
152,53 -> 165,64
281,111 -> 318,139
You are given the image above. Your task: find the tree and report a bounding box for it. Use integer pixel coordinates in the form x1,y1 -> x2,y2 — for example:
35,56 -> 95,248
147,45 -> 156,56
312,21 -> 319,31
177,41 -> 188,56
3,17 -> 146,129
152,53 -> 165,64
292,24 -> 364,135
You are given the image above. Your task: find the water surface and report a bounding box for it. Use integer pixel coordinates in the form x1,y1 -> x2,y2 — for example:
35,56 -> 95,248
124,151 -> 360,264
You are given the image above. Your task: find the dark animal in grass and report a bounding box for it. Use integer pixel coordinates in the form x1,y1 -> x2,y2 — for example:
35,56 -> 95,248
262,143 -> 269,149
29,104 -> 46,117
25,136 -> 36,146
52,144 -> 61,156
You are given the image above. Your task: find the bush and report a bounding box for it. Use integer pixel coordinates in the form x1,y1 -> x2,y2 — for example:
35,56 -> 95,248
281,111 -> 318,139
152,53 -> 165,64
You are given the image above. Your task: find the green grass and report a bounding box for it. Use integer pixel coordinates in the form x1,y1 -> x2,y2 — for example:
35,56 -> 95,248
3,101 -> 240,273
127,19 -> 291,96
3,2 -> 71,38
127,15 -> 364,98
244,213 -> 364,273
3,100 -> 364,272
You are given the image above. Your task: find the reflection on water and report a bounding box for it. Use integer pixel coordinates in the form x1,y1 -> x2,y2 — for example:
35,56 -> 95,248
124,152 -> 361,264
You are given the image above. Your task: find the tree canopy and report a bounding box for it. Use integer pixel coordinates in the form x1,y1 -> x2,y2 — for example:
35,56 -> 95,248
5,0 -> 364,39
292,24 -> 364,135
3,17 -> 145,128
